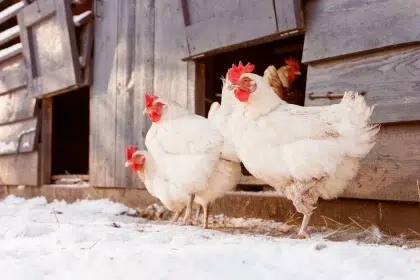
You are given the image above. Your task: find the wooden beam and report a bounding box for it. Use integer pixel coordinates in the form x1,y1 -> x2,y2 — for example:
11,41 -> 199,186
0,152 -> 38,185
38,98 -> 52,185
0,43 -> 22,63
0,1 -> 24,25
78,19 -> 93,68
89,0 -> 118,187
0,25 -> 20,46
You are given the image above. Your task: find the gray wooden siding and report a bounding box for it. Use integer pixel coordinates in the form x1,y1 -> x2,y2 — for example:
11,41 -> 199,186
305,45 -> 420,124
0,53 -> 38,185
90,0 -> 196,187
302,0 -> 420,63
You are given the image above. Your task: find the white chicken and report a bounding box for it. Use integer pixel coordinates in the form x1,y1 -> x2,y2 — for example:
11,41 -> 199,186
142,92 -> 240,228
226,62 -> 380,238
125,145 -> 189,223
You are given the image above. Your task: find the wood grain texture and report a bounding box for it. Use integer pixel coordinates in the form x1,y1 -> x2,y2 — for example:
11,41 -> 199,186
0,55 -> 26,95
274,0 -> 304,31
184,0 -> 278,56
186,60 -> 196,114
89,0 -> 118,187
0,117 -> 37,155
114,0 -> 136,187
38,98 -> 52,185
305,45 -> 420,124
154,0 -> 189,106
131,0 -> 155,189
17,0 -> 83,98
0,43 -> 23,63
0,1 -> 24,25
0,87 -> 35,124
302,0 -> 420,63
342,123 -> 420,202
0,152 -> 38,185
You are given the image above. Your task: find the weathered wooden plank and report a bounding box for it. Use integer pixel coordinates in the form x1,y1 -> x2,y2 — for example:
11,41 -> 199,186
184,0 -> 278,57
0,1 -> 24,25
0,152 -> 38,185
302,0 -> 420,63
0,43 -> 22,63
274,0 -> 304,31
154,0 -> 189,106
0,54 -> 26,95
0,117 -> 37,155
89,0 -> 118,187
342,123 -> 420,202
18,0 -> 83,98
78,19 -> 94,69
114,0 -> 136,187
38,98 -> 52,185
0,87 -> 35,123
186,60 -> 196,114
305,45 -> 420,124
0,25 -> 20,46
130,0 -> 155,189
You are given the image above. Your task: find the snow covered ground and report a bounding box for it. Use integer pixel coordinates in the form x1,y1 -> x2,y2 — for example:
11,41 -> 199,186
0,196 -> 419,280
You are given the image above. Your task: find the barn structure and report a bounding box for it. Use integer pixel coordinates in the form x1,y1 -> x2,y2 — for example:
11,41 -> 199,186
0,0 -> 419,233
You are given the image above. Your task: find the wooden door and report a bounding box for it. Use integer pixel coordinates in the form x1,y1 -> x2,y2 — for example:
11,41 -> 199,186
180,0 -> 303,57
17,0 -> 83,98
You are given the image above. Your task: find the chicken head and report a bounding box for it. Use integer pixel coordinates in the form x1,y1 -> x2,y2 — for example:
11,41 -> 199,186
284,57 -> 301,83
143,92 -> 165,122
125,145 -> 146,171
227,61 -> 257,102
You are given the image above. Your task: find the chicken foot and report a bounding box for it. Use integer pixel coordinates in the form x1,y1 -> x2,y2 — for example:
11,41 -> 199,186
194,205 -> 201,225
182,194 -> 195,226
293,188 -> 318,239
170,207 -> 185,224
201,204 -> 210,229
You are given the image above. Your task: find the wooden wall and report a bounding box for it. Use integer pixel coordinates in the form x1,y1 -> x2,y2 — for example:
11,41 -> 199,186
302,0 -> 420,202
0,0 -> 39,186
90,0 -> 196,188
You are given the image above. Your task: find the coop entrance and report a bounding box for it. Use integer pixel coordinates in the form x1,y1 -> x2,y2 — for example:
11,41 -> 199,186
50,86 -> 90,185
197,35 -> 307,192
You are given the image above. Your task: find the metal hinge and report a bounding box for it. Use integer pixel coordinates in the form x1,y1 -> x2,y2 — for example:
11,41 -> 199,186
308,91 -> 366,100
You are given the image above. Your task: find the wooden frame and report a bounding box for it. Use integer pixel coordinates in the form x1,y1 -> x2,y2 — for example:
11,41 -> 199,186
180,0 -> 303,57
17,0 -> 83,98
38,98 -> 52,185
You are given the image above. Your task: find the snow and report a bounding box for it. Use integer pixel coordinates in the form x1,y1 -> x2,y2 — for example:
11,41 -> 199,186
0,196 -> 419,280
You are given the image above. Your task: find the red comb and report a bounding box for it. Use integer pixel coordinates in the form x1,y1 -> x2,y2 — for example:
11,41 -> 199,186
227,61 -> 255,83
144,92 -> 158,108
285,57 -> 300,71
126,145 -> 138,160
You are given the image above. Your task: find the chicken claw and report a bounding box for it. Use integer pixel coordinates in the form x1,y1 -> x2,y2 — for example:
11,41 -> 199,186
182,194 -> 195,226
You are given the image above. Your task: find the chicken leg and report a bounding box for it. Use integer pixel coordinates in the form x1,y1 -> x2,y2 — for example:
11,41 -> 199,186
293,188 -> 318,239
202,204 -> 210,229
194,205 -> 201,225
170,208 -> 185,224
182,194 -> 195,225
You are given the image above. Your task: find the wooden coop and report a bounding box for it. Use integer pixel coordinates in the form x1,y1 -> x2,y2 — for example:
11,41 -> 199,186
0,0 -> 419,215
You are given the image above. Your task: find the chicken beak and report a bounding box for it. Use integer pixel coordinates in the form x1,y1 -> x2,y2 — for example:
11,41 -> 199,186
295,71 -> 301,75
125,160 -> 131,167
143,108 -> 150,115
227,83 -> 236,91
